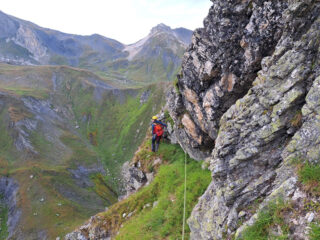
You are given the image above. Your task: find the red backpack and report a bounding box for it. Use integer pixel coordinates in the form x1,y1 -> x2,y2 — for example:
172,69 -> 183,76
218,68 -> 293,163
154,124 -> 164,137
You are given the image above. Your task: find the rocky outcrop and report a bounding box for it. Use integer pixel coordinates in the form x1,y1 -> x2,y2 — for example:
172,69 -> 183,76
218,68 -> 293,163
168,0 -> 320,239
168,0 -> 289,160
120,161 -> 147,198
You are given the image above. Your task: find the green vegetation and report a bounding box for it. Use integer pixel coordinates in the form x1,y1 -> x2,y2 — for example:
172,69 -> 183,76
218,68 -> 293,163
0,199 -> 8,240
309,223 -> 320,240
66,79 -> 165,191
94,142 -> 211,239
91,173 -> 118,205
174,77 -> 180,94
164,110 -> 174,127
49,54 -> 69,65
298,162 -> 320,195
1,86 -> 49,99
0,38 -> 33,61
240,199 -> 291,240
0,63 -> 167,238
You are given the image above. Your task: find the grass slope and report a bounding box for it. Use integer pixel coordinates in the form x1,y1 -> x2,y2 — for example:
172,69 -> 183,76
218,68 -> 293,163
89,141 -> 211,240
240,200 -> 291,240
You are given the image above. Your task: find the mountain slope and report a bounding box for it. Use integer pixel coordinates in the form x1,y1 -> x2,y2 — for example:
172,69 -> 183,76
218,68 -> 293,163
0,10 -> 125,65
66,140 -> 211,240
0,11 -> 192,83
0,63 -> 166,239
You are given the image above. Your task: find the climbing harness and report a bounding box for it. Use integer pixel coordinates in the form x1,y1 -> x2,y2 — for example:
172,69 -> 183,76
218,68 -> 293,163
182,152 -> 187,240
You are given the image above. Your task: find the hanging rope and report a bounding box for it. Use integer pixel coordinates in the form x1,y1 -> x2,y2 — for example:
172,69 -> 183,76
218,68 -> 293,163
182,152 -> 187,240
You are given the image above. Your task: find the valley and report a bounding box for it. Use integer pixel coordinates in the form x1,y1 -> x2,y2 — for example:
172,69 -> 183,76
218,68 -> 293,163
0,62 -> 166,238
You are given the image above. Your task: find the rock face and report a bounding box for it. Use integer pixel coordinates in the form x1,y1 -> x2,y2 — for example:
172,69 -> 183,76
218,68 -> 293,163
121,161 -> 147,197
167,0 -> 320,239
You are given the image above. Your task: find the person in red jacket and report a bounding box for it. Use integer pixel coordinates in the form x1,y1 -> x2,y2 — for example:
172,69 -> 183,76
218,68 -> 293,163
151,116 -> 167,152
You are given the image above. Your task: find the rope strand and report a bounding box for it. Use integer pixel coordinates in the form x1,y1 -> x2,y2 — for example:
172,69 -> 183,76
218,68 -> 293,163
182,152 -> 187,240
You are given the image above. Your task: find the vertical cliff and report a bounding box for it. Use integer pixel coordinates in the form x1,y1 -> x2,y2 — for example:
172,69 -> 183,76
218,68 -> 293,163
168,0 -> 320,239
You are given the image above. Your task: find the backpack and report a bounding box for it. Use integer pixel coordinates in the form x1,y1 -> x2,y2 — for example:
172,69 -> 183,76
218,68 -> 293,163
154,124 -> 164,137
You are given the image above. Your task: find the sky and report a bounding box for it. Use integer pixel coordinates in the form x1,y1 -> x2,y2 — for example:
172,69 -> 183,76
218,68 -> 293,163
1,0 -> 212,44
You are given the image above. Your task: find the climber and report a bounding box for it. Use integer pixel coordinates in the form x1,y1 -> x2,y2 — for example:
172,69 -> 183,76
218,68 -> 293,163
151,116 -> 167,152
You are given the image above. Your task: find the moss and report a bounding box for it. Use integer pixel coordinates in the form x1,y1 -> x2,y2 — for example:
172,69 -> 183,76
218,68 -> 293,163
164,110 -> 174,127
303,199 -> 320,213
174,77 -> 181,94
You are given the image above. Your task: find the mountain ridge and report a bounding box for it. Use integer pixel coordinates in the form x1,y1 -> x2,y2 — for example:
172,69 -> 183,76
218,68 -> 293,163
0,10 -> 192,84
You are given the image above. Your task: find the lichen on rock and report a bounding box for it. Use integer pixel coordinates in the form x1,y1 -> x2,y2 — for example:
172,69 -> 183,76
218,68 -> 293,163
167,0 -> 320,239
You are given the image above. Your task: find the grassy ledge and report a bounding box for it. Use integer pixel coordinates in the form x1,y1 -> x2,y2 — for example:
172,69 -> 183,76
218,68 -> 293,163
298,162 -> 320,195
92,141 -> 211,240
239,199 -> 291,240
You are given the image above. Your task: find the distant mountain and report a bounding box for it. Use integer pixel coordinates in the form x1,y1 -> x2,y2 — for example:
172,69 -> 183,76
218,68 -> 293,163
118,23 -> 192,82
0,11 -> 192,83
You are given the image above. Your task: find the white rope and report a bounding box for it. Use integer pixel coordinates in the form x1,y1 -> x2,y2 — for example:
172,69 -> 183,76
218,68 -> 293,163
182,152 -> 187,240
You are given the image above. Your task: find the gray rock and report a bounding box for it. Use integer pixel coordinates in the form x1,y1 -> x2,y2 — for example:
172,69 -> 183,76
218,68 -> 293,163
121,161 -> 147,197
140,90 -> 151,104
305,212 -> 315,223
168,0 -> 289,160
166,0 -> 320,239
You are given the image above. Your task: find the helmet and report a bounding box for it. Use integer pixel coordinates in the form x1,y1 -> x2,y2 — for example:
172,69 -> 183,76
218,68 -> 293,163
152,116 -> 158,120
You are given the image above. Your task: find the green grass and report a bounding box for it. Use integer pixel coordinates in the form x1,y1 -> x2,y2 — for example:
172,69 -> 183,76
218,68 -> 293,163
0,200 -> 8,240
164,110 -> 174,127
49,54 -> 69,65
0,108 -> 15,165
1,86 -> 49,99
240,199 -> 290,240
299,163 -> 320,182
66,79 -> 165,191
109,142 -> 211,240
60,132 -> 98,166
90,173 -> 118,205
309,223 -> 320,240
298,162 -> 320,195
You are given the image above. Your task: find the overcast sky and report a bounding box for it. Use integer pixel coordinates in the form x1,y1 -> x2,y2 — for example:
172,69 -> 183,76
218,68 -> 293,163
1,0 -> 212,44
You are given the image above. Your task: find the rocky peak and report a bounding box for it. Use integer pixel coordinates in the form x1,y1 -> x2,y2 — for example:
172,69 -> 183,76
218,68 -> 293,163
149,23 -> 192,45
150,23 -> 172,35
